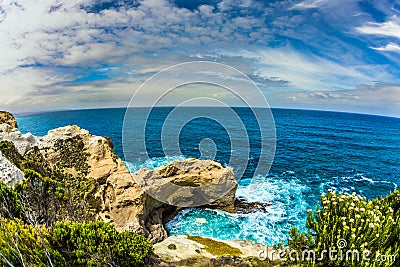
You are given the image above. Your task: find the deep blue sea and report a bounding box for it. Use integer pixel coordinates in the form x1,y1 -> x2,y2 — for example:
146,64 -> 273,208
15,108 -> 400,245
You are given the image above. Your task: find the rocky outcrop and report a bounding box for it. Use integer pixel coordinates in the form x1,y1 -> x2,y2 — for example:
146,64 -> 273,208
0,114 -> 238,243
134,159 -> 237,212
153,235 -> 284,267
0,111 -> 17,128
234,197 -> 271,214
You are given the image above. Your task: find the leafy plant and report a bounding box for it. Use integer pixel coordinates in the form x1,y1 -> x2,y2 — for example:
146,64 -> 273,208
286,190 -> 400,267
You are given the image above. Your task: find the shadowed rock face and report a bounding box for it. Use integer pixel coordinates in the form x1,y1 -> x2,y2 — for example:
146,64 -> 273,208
0,111 -> 17,128
0,113 -> 238,244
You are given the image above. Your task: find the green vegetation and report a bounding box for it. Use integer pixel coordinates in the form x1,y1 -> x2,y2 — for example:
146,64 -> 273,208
0,217 -> 65,267
0,181 -> 24,220
53,221 -> 153,267
0,216 -> 153,267
0,141 -> 98,226
0,141 -> 153,266
187,235 -> 241,256
286,190 -> 400,266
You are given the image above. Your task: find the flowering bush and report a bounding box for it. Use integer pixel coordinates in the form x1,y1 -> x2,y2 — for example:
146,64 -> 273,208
287,190 -> 400,266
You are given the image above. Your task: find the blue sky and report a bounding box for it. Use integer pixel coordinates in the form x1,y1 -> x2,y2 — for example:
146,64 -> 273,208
0,0 -> 400,117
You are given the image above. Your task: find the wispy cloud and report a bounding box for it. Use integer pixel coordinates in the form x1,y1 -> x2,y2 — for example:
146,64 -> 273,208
372,42 -> 400,52
356,16 -> 400,38
291,0 -> 328,10
221,47 -> 372,92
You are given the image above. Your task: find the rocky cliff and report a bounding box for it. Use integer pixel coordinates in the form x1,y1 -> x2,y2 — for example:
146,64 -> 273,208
0,111 -> 237,243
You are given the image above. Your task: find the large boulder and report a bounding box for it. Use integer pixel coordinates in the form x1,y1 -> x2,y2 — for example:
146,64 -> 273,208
0,115 -> 238,243
133,159 -> 237,211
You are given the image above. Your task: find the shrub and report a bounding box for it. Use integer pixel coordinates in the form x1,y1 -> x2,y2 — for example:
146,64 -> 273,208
0,181 -> 24,220
52,221 -> 153,267
286,190 -> 400,266
0,218 -> 65,267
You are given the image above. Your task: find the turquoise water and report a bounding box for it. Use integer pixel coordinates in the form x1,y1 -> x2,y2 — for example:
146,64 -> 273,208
16,108 -> 400,245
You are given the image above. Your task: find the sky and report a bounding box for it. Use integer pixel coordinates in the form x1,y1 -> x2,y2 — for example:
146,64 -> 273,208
0,0 -> 400,117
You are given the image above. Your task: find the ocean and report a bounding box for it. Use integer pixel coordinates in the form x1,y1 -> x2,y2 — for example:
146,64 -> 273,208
15,108 -> 400,245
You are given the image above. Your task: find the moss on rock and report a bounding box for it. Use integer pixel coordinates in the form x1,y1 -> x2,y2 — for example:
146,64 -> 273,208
186,236 -> 241,257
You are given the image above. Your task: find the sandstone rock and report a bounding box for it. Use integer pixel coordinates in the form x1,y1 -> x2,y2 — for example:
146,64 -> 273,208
0,151 -> 24,186
0,111 -> 17,128
153,235 -> 283,266
133,159 -> 237,211
0,125 -> 38,155
154,235 -> 216,262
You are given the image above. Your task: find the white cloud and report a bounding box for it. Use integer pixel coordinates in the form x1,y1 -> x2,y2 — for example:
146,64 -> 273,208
291,0 -> 328,9
356,16 -> 400,38
371,42 -> 400,52
0,0 -> 273,72
221,47 -> 370,92
270,83 -> 400,117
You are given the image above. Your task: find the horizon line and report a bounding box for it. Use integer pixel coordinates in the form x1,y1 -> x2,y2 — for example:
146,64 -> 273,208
12,106 -> 400,120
